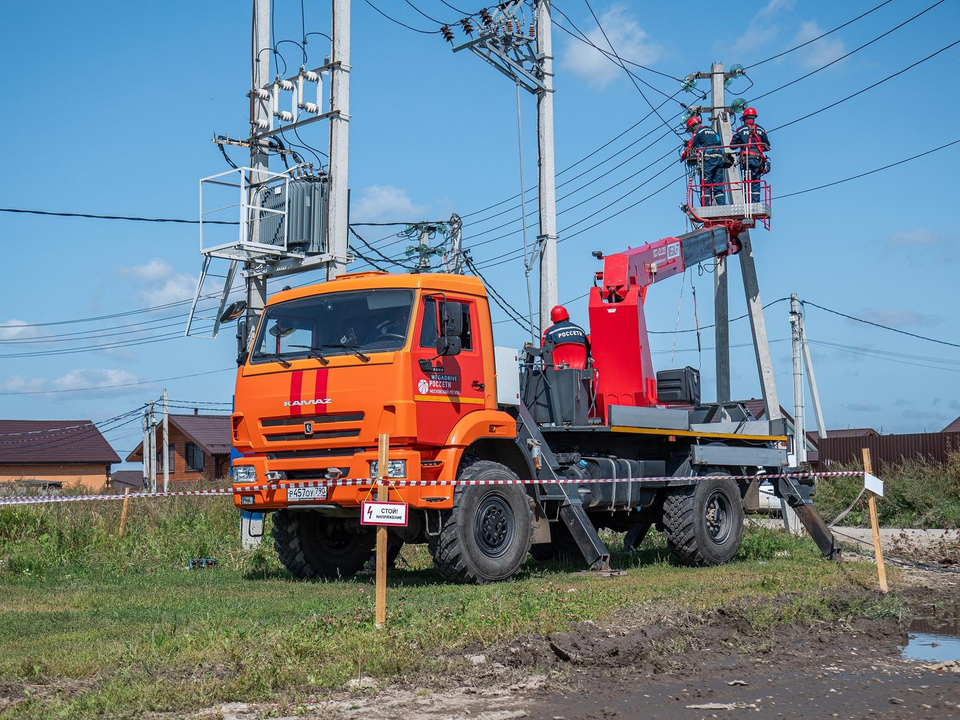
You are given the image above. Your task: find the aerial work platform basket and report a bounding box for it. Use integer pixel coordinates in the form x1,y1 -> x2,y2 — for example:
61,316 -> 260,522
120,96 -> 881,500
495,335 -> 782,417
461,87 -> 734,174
683,148 -> 771,230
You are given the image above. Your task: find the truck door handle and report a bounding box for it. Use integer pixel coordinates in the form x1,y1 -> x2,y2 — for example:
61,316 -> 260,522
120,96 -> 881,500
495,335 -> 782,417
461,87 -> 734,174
472,381 -> 485,391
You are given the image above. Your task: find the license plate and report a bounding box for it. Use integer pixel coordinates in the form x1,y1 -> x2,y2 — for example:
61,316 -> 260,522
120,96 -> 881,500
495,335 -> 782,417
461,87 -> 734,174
286,486 -> 328,502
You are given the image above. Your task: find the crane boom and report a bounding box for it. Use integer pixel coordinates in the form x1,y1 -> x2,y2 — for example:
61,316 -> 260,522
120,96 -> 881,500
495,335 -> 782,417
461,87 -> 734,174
588,226 -> 741,416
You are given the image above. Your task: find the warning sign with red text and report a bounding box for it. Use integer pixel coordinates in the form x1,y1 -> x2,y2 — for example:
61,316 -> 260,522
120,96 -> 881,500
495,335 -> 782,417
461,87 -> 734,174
361,500 -> 409,527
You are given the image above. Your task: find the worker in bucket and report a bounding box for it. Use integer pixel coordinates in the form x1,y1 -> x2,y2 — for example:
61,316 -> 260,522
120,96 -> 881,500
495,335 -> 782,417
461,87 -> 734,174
542,305 -> 590,370
731,107 -> 770,203
681,116 -> 726,206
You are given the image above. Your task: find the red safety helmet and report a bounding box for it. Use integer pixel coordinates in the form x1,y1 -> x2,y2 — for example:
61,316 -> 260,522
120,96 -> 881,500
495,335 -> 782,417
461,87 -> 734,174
742,107 -> 757,120
685,116 -> 701,131
550,305 -> 570,323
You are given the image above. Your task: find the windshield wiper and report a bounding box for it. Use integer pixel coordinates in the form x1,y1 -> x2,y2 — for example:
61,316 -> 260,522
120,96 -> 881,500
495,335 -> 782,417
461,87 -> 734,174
320,343 -> 371,363
288,345 -> 330,365
255,353 -> 291,368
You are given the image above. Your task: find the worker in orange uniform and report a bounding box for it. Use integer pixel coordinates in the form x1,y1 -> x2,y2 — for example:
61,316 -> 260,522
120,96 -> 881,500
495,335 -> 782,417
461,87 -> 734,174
542,305 -> 589,370
731,107 -> 770,203
681,116 -> 727,206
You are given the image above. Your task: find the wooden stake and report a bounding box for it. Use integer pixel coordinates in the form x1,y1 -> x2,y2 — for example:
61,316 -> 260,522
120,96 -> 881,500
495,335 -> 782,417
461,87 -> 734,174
862,448 -> 888,593
375,433 -> 389,628
118,487 -> 130,538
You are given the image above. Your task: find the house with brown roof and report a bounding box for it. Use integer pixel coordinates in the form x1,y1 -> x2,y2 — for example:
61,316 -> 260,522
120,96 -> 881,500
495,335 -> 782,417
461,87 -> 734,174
0,420 -> 121,492
126,413 -> 231,482
944,415 -> 960,433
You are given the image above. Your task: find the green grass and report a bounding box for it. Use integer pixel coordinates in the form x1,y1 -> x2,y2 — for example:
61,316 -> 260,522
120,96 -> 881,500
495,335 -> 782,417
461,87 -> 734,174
814,451 -> 960,528
0,494 -> 885,719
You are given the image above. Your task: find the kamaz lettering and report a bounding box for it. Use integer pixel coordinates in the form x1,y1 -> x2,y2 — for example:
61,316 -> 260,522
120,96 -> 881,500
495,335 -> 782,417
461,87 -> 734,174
283,398 -> 332,407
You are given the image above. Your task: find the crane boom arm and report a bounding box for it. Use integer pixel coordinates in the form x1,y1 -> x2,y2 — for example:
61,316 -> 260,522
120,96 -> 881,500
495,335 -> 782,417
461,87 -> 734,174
597,227 -> 736,302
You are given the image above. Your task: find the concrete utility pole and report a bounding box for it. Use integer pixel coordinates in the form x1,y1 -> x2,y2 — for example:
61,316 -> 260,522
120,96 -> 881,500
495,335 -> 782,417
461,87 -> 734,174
162,388 -> 170,492
706,62 -> 781,421
326,0 -> 351,281
709,63 -> 730,409
536,0 -> 558,333
245,0 -> 272,350
800,311 -> 827,439
148,402 -> 157,493
790,295 -> 806,464
141,408 -> 150,491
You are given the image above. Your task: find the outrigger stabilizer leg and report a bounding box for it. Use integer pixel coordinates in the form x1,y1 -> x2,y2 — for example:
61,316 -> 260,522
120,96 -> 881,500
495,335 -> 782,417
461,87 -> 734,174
513,404 -> 613,571
776,474 -> 841,560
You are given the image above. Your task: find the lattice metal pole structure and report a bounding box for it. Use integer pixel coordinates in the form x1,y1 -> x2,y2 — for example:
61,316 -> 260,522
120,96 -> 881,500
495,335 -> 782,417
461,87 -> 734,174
449,0 -> 557,334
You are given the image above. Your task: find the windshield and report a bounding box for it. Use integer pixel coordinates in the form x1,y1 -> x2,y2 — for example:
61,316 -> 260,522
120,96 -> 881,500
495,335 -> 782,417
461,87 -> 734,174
251,289 -> 414,364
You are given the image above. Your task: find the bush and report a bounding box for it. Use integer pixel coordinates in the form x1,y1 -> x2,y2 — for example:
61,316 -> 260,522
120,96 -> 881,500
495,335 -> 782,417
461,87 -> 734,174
814,451 -> 960,528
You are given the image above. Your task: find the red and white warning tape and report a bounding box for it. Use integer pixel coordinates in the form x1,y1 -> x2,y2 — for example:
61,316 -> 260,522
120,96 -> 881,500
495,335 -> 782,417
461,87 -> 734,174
0,471 -> 866,507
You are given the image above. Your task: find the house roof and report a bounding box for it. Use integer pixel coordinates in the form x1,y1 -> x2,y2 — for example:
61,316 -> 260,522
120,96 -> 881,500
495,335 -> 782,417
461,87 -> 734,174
126,413 -> 231,462
0,420 -> 120,465
944,415 -> 960,433
110,470 -> 144,489
825,428 -> 878,438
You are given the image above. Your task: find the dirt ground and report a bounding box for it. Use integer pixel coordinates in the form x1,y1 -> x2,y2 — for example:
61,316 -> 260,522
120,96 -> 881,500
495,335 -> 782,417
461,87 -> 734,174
192,563 -> 960,720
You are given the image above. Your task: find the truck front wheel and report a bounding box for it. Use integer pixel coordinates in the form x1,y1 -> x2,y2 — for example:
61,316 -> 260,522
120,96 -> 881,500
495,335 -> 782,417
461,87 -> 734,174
428,460 -> 533,583
662,472 -> 744,566
272,510 -> 375,580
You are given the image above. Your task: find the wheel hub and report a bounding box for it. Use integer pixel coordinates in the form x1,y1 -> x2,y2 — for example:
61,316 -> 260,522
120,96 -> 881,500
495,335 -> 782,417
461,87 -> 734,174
705,490 -> 732,543
474,494 -> 516,558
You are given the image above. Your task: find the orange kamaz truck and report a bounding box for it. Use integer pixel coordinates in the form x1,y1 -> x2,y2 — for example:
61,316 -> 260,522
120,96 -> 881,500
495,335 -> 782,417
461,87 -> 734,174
229,227 -> 838,583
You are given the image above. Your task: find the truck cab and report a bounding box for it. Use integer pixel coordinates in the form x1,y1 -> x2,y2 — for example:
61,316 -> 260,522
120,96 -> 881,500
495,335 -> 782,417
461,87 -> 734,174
232,271 -> 515,514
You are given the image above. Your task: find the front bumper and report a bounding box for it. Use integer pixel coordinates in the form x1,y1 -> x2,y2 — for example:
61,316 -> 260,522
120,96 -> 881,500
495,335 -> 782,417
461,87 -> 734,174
231,447 -> 456,511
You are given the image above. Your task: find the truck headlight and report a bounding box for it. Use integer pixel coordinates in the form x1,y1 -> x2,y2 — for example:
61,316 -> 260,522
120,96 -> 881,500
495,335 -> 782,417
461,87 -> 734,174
233,465 -> 257,483
369,459 -> 407,479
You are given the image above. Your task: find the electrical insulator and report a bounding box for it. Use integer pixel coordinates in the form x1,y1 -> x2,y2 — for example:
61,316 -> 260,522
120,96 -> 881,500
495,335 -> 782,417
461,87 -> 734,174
254,88 -> 270,100
681,74 -> 698,93
460,18 -> 473,34
441,25 -> 454,42
279,79 -> 294,91
480,8 -> 492,26
505,19 -> 513,33
529,23 -> 535,37
303,70 -> 320,82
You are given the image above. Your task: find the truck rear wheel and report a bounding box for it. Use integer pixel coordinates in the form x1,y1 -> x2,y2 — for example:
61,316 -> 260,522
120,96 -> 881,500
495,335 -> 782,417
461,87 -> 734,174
428,460 -> 533,583
272,510 -> 375,580
662,472 -> 743,566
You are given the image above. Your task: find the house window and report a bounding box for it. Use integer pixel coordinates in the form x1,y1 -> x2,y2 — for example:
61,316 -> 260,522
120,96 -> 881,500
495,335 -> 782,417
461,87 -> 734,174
185,443 -> 205,472
157,445 -> 175,472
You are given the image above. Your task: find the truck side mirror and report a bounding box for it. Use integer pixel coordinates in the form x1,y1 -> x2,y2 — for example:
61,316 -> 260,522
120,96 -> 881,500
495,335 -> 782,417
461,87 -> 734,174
434,301 -> 463,356
439,301 -> 463,337
220,300 -> 247,324
435,336 -> 462,357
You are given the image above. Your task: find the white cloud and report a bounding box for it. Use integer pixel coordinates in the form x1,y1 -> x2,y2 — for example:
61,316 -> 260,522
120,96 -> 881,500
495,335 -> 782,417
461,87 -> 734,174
559,4 -> 661,89
791,20 -> 846,69
0,320 -> 39,341
119,259 -> 195,307
730,0 -> 796,57
888,228 -> 956,248
0,368 -> 146,399
353,185 -> 428,223
858,308 -> 939,328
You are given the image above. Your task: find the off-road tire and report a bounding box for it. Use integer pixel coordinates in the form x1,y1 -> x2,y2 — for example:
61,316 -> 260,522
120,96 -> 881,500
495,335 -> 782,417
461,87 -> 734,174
662,472 -> 744,566
530,521 -> 581,561
272,510 -> 375,580
428,459 -> 533,583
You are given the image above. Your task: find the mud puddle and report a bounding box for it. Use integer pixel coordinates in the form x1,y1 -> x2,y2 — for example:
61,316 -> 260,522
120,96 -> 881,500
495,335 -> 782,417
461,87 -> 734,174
904,607 -> 960,663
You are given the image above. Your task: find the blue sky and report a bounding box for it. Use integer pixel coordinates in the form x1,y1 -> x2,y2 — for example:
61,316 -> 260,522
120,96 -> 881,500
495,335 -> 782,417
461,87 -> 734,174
2,0 -> 959,463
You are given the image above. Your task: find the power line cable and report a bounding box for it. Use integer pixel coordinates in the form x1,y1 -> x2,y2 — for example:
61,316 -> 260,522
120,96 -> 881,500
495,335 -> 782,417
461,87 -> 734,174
801,300 -> 960,349
749,0 -> 947,104
363,0 -> 443,34
769,38 -> 960,133
776,139 -> 960,199
0,207 -> 236,225
745,0 -> 896,69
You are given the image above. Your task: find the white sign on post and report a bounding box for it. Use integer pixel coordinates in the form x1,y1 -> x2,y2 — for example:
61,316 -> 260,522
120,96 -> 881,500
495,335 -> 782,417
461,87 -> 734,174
864,472 -> 884,497
361,500 -> 409,527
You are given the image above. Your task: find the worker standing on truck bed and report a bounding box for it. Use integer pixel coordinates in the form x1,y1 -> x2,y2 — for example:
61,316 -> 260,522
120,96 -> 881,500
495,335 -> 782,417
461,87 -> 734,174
681,116 -> 727,206
542,305 -> 590,370
731,107 -> 770,203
